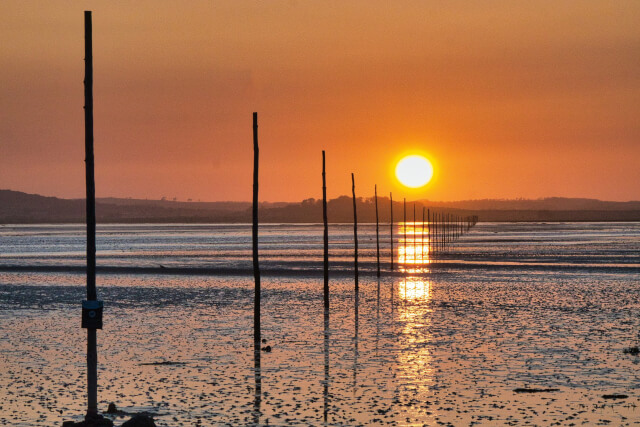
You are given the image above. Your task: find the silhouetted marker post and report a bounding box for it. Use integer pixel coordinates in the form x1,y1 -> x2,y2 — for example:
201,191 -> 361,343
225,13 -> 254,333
389,192 -> 394,271
322,151 -> 329,310
82,11 -> 103,422
427,209 -> 431,255
436,212 -> 439,257
422,207 -> 425,263
438,212 -> 441,251
403,198 -> 406,262
446,213 -> 449,247
413,204 -> 416,263
351,173 -> 359,292
251,113 -> 262,427
252,112 -> 260,347
440,212 -> 443,253
374,185 -> 380,277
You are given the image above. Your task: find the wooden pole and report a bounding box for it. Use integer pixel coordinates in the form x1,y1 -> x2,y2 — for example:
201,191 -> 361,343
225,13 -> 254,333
443,212 -> 446,249
374,185 -> 380,278
443,213 -> 446,248
444,213 -> 446,248
444,213 -> 447,250
422,207 -> 425,263
253,112 -> 261,347
427,209 -> 431,257
389,192 -> 394,271
437,213 -> 440,256
413,203 -> 416,264
441,213 -> 443,252
436,213 -> 439,255
83,11 -> 98,420
351,173 -> 358,293
433,212 -> 436,257
322,151 -> 329,310
403,198 -> 406,264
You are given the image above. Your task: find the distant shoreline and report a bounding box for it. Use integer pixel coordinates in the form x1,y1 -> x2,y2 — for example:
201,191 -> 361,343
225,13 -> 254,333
2,215 -> 640,224
2,189 -> 640,224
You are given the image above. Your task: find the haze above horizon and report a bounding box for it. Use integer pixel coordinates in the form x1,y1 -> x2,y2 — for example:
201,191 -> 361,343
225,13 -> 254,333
1,1 -> 639,202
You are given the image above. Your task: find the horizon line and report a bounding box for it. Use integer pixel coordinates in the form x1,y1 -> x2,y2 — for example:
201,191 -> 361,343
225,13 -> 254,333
2,188 -> 639,205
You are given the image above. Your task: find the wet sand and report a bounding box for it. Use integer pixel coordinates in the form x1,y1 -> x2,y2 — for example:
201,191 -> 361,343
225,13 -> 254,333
1,271 -> 639,426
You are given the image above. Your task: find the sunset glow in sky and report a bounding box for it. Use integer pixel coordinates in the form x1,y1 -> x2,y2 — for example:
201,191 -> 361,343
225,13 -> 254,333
1,1 -> 639,202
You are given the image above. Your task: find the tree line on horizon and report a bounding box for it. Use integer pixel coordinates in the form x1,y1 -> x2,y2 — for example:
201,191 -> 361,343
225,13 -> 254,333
2,189 -> 640,224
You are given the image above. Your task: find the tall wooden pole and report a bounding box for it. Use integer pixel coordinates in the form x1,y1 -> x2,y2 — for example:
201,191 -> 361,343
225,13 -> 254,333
351,173 -> 359,292
84,11 -> 98,420
322,151 -> 329,310
324,160 -> 335,407
389,192 -> 394,271
374,185 -> 380,277
252,112 -> 261,347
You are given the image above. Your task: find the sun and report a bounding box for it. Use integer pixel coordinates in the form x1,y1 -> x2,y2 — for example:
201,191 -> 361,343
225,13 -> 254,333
395,155 -> 434,188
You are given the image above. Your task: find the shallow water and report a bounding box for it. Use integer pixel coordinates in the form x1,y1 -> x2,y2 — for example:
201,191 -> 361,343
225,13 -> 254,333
2,222 -> 639,273
0,223 -> 639,425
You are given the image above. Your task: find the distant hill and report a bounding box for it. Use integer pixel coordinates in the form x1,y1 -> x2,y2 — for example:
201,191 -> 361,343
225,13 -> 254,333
1,189 -> 639,223
417,197 -> 640,211
0,190 -> 85,223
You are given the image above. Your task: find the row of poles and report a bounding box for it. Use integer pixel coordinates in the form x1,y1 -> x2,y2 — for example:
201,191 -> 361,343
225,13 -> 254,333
398,204 -> 479,266
79,11 -> 477,423
251,110 -> 478,337
251,113 -> 477,423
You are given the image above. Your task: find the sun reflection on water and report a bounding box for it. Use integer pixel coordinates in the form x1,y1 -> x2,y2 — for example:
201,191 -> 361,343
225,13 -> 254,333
398,222 -> 430,268
398,221 -> 431,274
398,276 -> 431,302
395,274 -> 435,422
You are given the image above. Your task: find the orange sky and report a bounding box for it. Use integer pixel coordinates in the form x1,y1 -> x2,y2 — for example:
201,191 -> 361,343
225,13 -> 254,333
1,1 -> 639,202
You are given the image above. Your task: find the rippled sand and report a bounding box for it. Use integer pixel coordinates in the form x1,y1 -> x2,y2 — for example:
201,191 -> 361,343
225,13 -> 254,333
1,269 -> 639,426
